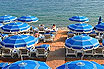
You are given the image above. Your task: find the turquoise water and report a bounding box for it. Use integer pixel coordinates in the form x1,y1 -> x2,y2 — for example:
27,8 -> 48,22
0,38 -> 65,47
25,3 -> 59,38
0,0 -> 104,27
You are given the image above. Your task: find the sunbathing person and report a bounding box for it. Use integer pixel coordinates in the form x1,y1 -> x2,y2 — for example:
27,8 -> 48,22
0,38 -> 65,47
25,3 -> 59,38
52,24 -> 57,31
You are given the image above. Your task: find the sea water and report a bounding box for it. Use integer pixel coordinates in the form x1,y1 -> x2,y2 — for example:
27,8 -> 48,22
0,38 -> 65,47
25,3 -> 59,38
0,0 -> 104,27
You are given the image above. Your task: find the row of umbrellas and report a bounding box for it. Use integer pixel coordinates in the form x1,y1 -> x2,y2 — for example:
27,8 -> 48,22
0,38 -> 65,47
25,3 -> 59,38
0,15 -> 39,24
1,60 -> 104,69
68,16 -> 104,33
0,15 -> 103,34
65,16 -> 104,52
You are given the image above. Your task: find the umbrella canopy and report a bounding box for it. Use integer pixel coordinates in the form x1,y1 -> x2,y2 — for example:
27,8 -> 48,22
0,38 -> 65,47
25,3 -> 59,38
0,63 -> 9,68
31,26 -> 39,31
67,23 -> 93,33
69,16 -> 89,22
1,35 -> 38,48
0,15 -> 17,23
98,16 -> 102,24
2,60 -> 51,69
102,39 -> 104,46
65,35 -> 99,50
0,23 -> 3,27
18,16 -> 39,23
57,60 -> 104,69
0,37 -> 2,42
0,33 -> 8,37
1,22 -> 31,33
94,22 -> 104,32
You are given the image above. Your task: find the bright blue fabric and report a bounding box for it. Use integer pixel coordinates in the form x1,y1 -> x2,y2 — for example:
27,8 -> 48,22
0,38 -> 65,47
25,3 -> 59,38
0,15 -> 17,23
69,16 -> 89,22
18,16 -> 39,22
2,60 -> 51,69
0,63 -> 8,68
94,22 -> 104,31
1,22 -> 30,32
57,60 -> 104,69
67,23 -> 93,33
35,44 -> 50,50
65,35 -> 99,50
1,35 -> 39,48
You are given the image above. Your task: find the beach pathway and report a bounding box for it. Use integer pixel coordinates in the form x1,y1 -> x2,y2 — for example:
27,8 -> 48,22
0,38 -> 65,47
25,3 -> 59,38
46,30 -> 67,69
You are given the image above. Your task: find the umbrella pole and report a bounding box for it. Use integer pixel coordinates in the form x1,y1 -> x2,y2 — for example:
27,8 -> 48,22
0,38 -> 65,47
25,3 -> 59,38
81,50 -> 84,60
20,54 -> 23,60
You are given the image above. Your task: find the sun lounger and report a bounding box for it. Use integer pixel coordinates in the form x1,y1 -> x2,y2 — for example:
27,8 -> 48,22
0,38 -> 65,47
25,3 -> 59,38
51,31 -> 57,36
93,47 -> 104,57
11,49 -> 20,58
29,47 -> 37,57
36,48 -> 48,58
35,44 -> 50,58
35,44 -> 50,51
19,48 -> 29,57
65,47 -> 77,57
44,34 -> 54,42
38,27 -> 45,34
0,46 -> 2,57
2,48 -> 12,57
67,32 -> 75,38
88,31 -> 97,38
83,50 -> 94,56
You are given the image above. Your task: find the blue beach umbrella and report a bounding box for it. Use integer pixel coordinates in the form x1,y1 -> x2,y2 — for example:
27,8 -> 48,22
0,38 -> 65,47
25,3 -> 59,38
0,15 -> 17,23
65,35 -> 99,50
56,60 -> 104,69
0,62 -> 9,68
94,22 -> 104,32
98,16 -> 102,24
69,16 -> 89,22
18,16 -> 39,23
0,33 -> 8,37
102,39 -> 104,46
2,60 -> 51,69
1,35 -> 39,48
1,22 -> 31,33
0,23 -> 3,27
31,26 -> 39,31
67,23 -> 93,33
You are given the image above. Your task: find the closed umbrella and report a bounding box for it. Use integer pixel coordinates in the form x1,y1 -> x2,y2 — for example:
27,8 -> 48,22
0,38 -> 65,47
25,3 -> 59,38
98,16 -> 102,24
